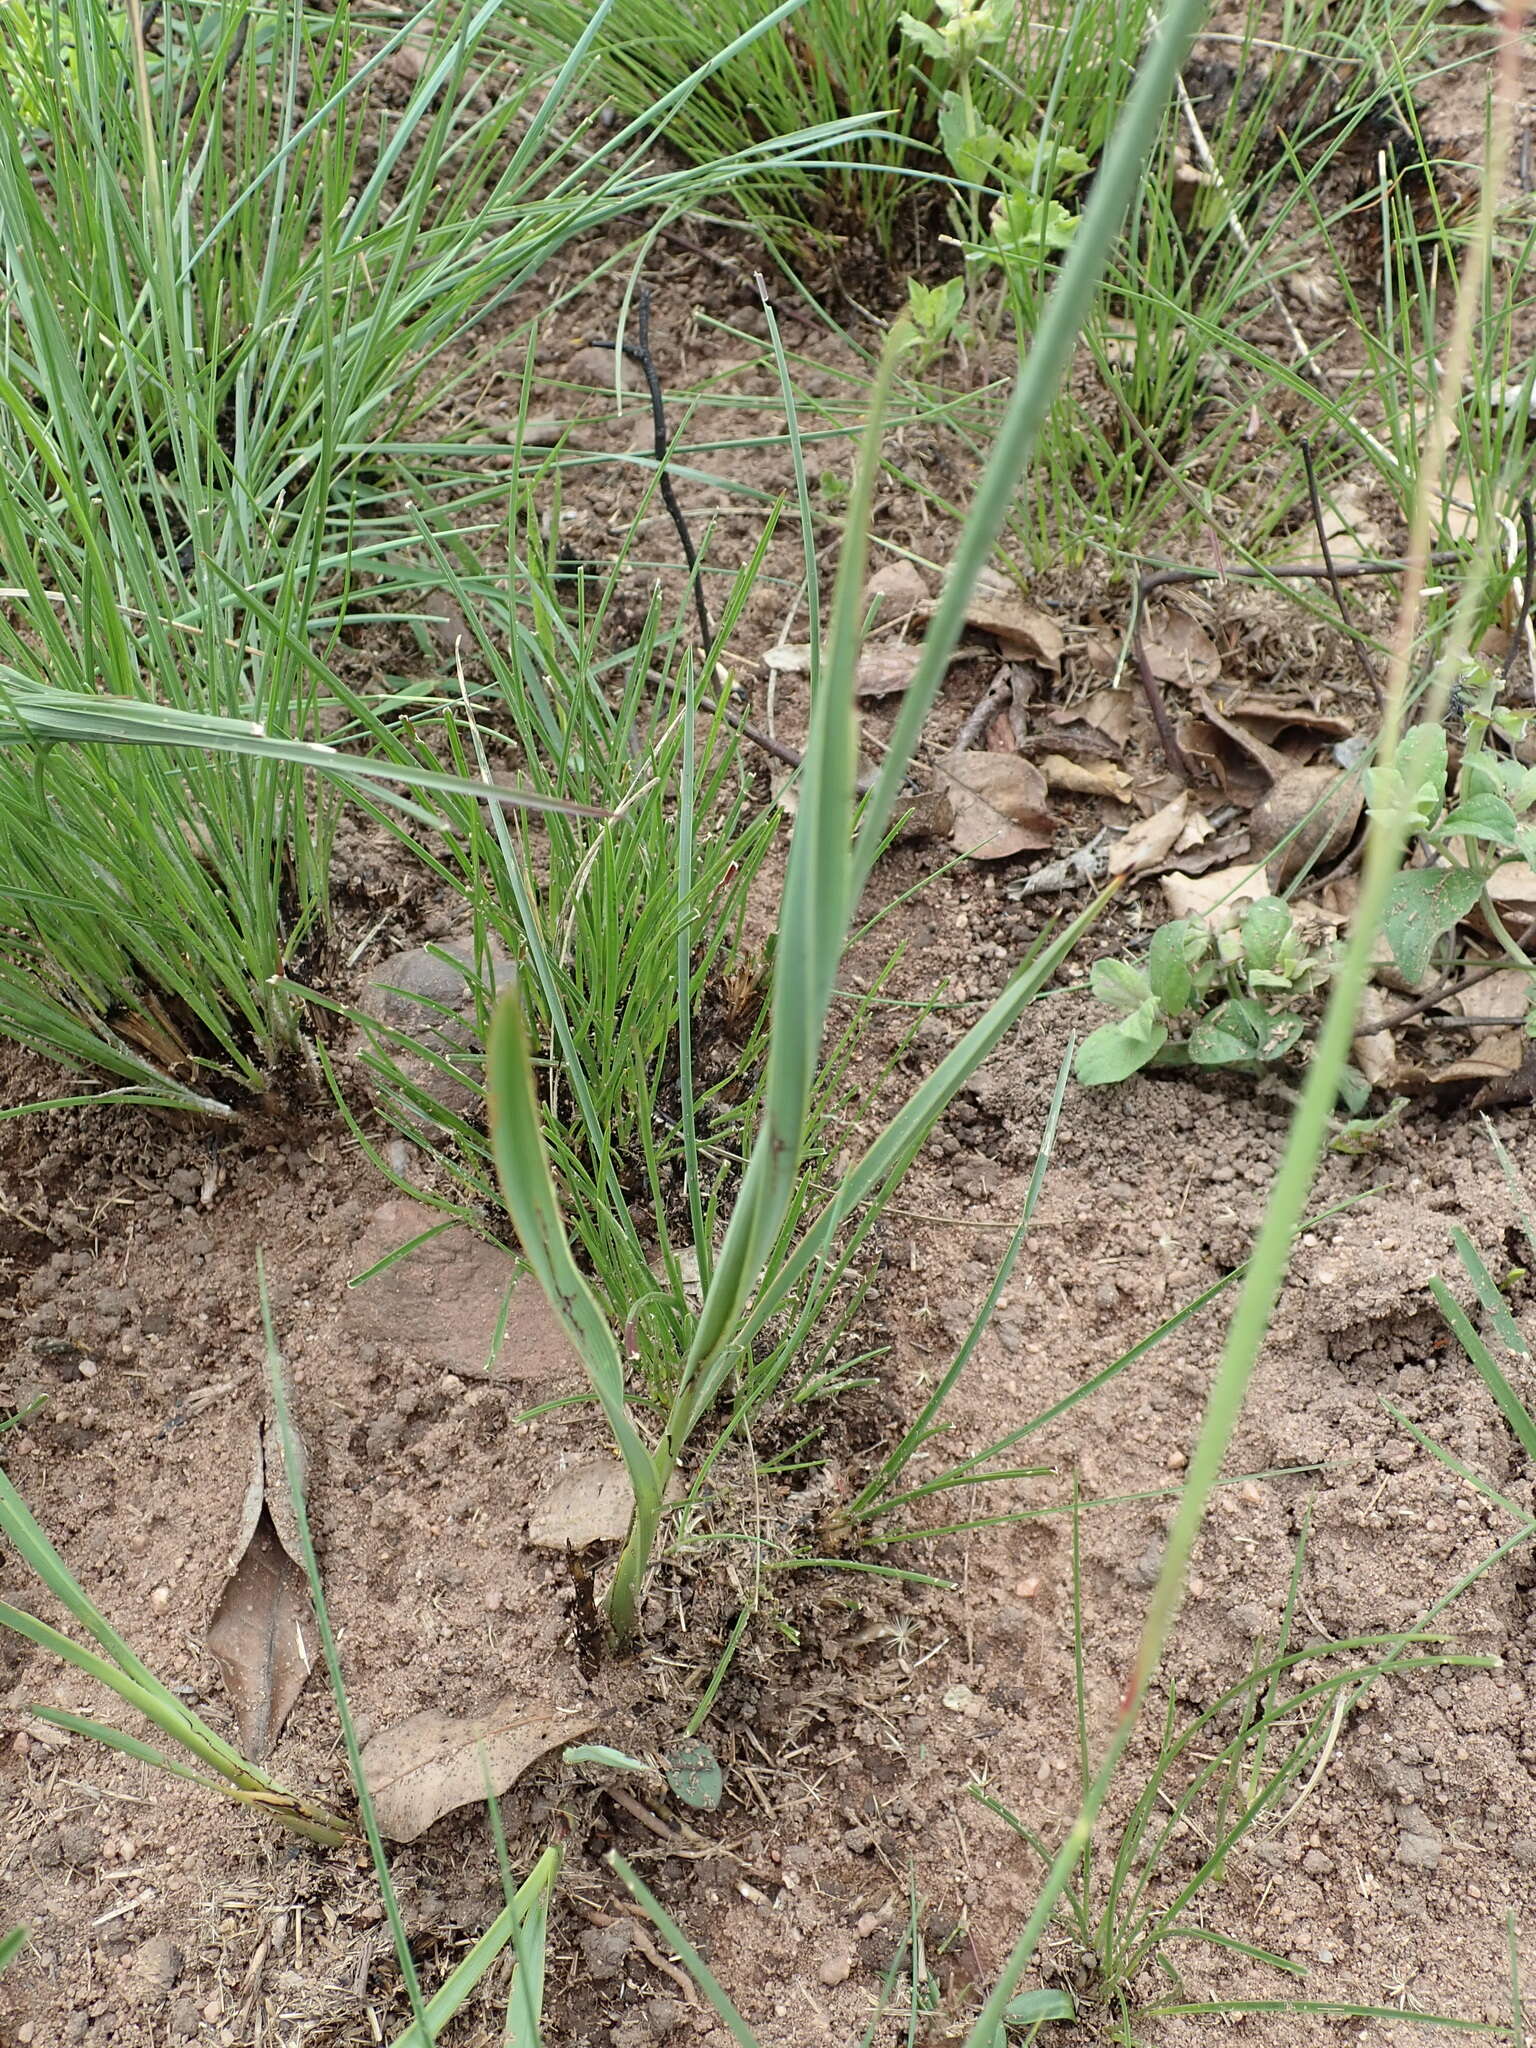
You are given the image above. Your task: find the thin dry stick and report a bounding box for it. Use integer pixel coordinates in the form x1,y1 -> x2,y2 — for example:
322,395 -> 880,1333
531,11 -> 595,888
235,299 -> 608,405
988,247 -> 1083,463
1174,72 -> 1317,372
1300,439 -> 1384,708
951,672 -> 1014,754
594,290 -> 713,652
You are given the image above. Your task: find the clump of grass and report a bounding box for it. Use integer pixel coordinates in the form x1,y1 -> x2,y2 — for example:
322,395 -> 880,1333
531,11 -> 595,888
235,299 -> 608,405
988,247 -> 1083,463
484,0 -> 1213,1650
504,0 -> 1155,258
0,0 -> 879,1111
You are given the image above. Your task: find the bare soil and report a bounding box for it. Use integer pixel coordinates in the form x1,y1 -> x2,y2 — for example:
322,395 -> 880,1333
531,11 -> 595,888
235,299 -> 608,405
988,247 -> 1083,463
4,18 -> 1536,2047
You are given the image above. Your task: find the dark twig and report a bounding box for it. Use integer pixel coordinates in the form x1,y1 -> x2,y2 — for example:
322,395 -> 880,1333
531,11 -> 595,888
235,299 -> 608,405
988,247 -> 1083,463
1363,914 -> 1536,1034
1503,495 -> 1535,692
180,14 -> 248,120
952,673 -> 1014,755
1301,441 -> 1384,708
1129,577 -> 1197,785
595,291 -> 713,653
647,669 -> 885,793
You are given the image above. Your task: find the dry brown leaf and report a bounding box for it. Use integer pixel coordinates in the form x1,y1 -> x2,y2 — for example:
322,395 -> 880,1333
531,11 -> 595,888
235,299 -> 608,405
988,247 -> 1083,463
527,1459 -> 636,1550
1194,689 -> 1289,782
938,753 -> 1053,861
360,1696 -> 596,1843
864,560 -> 931,614
1353,984 -> 1397,1089
1107,791 -> 1192,876
854,644 -> 923,700
929,571 -> 1063,672
1482,862 -> 1536,925
206,1419 -> 315,1763
1221,694 -> 1354,747
1452,969 -> 1531,1024
1435,1029 -> 1526,1087
1142,607 -> 1221,691
1160,860 -> 1270,922
1066,687 -> 1135,747
1041,754 -> 1133,802
1249,765 -> 1363,885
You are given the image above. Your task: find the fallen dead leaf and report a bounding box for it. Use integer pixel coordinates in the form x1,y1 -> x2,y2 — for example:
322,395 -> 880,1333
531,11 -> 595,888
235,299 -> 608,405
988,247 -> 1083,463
1194,689 -> 1289,783
938,752 -> 1053,861
360,1696 -> 596,1843
1142,606 -> 1221,691
1452,969 -> 1531,1024
928,570 -> 1064,672
1064,686 -> 1134,747
1481,862 -> 1536,928
1031,719 -> 1123,764
854,644 -> 923,700
1221,693 -> 1354,748
1107,791 -> 1193,876
1041,754 -> 1133,802
1249,764 -> 1363,885
1353,984 -> 1397,1088
528,1459 -> 636,1550
1435,1028 -> 1526,1087
206,1418 -> 316,1763
1160,860 -> 1270,922
864,560 -> 931,614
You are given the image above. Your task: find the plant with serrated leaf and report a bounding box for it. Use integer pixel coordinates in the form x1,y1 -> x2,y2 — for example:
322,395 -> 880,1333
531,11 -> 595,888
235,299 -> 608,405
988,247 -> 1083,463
900,0 -> 1087,265
905,274 -> 971,369
1076,895 -> 1330,1086
1369,684 -> 1536,1012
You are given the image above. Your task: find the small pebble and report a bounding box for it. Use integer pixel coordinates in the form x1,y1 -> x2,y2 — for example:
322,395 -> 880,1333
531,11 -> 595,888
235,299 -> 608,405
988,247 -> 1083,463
150,1586 -> 171,1613
818,1949 -> 852,1987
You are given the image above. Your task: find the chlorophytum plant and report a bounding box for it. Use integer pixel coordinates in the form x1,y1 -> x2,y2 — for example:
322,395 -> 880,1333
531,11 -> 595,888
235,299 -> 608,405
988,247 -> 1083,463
487,0 -> 1214,1648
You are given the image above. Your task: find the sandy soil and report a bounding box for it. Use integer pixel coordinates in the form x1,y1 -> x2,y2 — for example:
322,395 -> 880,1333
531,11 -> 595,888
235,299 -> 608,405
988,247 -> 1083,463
4,14 -> 1536,2046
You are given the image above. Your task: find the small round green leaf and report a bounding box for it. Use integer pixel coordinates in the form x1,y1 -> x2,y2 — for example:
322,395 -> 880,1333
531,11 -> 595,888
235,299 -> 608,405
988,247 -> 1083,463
663,1738 -> 722,1811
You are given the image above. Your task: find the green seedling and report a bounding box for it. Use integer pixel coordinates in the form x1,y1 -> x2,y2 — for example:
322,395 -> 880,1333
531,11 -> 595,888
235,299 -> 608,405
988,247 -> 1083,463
0,1463 -> 350,1846
1076,895 -> 1328,1087
564,1739 -> 723,1811
906,274 -> 971,368
0,1928 -> 25,1974
1080,622 -> 1536,1098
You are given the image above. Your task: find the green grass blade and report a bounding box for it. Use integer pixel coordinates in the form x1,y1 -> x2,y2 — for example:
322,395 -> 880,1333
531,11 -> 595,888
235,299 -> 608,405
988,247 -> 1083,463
0,1928 -> 26,1974
20,1707 -> 233,1793
388,1846 -> 562,2048
681,326 -> 911,1390
610,1854 -> 761,2048
0,1472 -> 176,1698
0,681 -> 606,824
1448,1225 -> 1530,1357
1429,1277 -> 1536,1463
